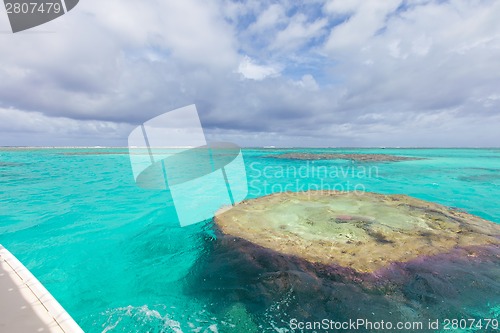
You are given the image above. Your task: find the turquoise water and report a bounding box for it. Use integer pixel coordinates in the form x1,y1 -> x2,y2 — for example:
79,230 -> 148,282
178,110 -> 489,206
0,148 -> 499,332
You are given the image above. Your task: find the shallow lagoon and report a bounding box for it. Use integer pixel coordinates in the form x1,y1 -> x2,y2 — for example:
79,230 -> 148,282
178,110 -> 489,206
0,148 -> 499,332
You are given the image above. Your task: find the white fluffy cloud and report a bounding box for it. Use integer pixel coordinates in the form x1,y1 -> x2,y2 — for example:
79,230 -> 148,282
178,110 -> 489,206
237,56 -> 281,80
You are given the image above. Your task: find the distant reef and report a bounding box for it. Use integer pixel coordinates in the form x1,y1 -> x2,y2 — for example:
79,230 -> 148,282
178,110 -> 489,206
265,152 -> 423,162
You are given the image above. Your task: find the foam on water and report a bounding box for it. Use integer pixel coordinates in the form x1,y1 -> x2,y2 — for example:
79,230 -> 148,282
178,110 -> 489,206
100,305 -> 219,333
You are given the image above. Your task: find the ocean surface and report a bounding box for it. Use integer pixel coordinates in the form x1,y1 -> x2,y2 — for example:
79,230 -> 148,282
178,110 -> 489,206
0,148 -> 499,332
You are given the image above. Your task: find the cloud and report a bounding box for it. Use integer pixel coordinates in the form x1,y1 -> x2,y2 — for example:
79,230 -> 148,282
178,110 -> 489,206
323,0 -> 403,53
321,0 -> 500,117
273,13 -> 328,51
0,107 -> 131,146
247,3 -> 286,33
0,0 -> 498,147
237,56 -> 281,80
291,74 -> 319,91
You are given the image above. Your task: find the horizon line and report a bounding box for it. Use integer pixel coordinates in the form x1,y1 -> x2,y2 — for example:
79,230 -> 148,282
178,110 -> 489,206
1,146 -> 499,149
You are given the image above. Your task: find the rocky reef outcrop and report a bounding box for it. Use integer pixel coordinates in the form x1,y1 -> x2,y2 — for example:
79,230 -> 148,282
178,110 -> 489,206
214,191 -> 499,273
188,191 -> 500,332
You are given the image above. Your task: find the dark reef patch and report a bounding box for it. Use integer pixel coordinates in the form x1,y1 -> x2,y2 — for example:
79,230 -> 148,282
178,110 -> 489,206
264,153 -> 424,162
187,233 -> 499,333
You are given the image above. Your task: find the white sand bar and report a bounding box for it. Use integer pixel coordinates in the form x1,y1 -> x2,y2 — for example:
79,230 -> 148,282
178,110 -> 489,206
0,245 -> 84,333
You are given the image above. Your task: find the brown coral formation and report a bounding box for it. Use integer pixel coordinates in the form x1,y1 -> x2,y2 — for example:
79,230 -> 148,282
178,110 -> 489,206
215,191 -> 500,273
265,153 -> 422,162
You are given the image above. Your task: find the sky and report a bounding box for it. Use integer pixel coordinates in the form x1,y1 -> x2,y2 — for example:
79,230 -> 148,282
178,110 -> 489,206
0,0 -> 499,147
